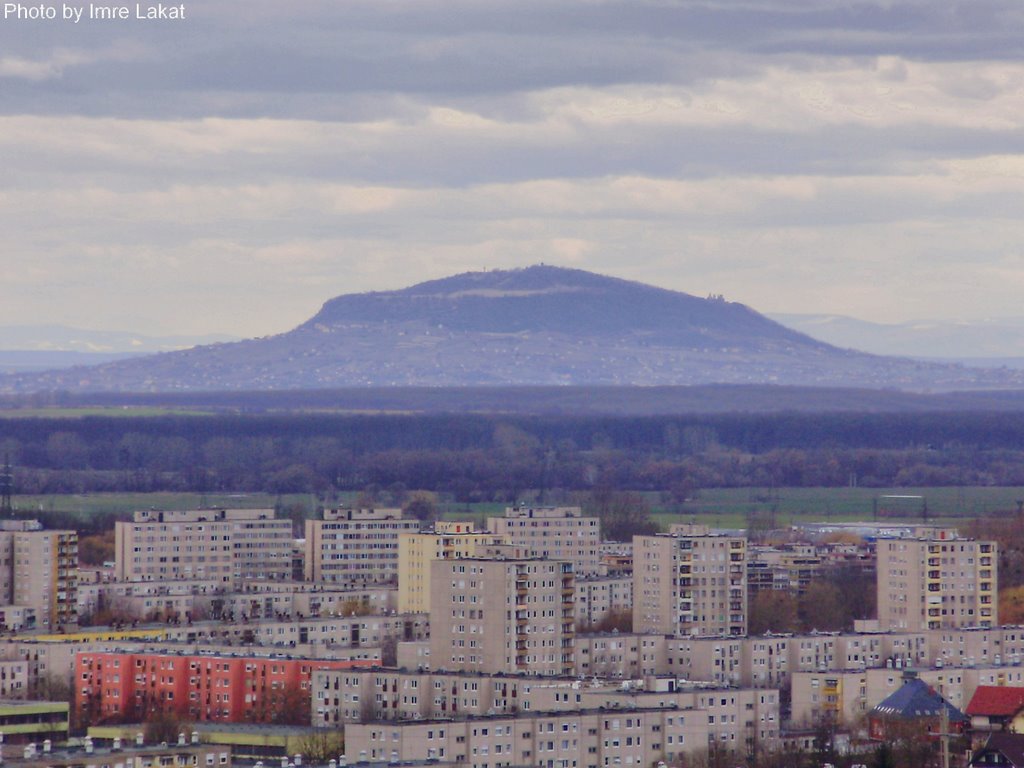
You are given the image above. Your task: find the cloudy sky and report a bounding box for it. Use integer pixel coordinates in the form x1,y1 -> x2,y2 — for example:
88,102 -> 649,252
2,0 -> 1024,337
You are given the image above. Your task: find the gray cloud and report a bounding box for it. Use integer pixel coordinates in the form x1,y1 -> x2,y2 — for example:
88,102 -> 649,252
1,0 -> 1024,335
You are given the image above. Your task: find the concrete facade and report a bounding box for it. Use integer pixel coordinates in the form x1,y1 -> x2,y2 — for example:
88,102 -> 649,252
305,508 -> 422,585
487,506 -> 601,578
398,523 -> 507,614
115,509 -> 292,586
634,527 -> 747,638
0,521 -> 77,631
876,526 -> 997,631
429,557 -> 575,676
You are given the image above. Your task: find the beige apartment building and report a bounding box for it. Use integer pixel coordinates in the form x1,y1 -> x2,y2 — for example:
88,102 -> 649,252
877,526 -> 997,631
927,625 -> 1024,667
344,707 -> 702,768
0,521 -> 77,630
576,632 -> 666,678
575,575 -> 633,629
114,509 -> 292,586
790,663 -> 1024,727
398,523 -> 507,613
305,508 -> 422,584
393,631 -> 667,680
487,506 -> 601,577
429,556 -> 575,676
339,677 -> 780,766
668,629 -> 930,690
157,611 -> 429,649
634,526 -> 747,638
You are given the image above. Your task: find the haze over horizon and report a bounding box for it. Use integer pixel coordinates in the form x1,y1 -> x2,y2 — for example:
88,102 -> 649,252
3,1 -> 1024,338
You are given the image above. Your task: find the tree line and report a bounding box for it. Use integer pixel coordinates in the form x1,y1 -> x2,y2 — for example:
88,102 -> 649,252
2,411 -> 1024,499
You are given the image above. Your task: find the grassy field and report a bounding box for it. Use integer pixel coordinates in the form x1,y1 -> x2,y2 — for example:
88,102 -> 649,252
651,486 -> 1024,529
13,492 -> 321,517
12,486 -> 1024,529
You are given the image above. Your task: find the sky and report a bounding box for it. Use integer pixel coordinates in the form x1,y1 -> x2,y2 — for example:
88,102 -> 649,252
2,0 -> 1024,337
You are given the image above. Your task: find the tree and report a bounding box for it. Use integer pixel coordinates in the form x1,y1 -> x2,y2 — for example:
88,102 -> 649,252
381,636 -> 398,667
296,728 -> 344,763
30,671 -> 72,703
584,487 -> 660,541
250,681 -> 311,726
749,590 -> 800,635
402,491 -> 439,524
78,530 -> 115,566
144,708 -> 192,745
798,581 -> 846,632
872,741 -> 896,768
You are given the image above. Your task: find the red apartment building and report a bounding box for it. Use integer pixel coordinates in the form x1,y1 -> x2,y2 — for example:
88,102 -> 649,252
76,650 -> 374,725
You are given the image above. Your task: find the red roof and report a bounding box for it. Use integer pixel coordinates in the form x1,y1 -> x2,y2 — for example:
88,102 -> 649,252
966,686 -> 1024,717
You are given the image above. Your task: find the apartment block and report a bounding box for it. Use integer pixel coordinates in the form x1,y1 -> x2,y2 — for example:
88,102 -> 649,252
575,633 -> 667,679
305,508 -> 422,585
664,629 -> 931,691
398,523 -> 507,613
747,544 -> 822,595
575,576 -> 633,629
114,509 -> 293,586
0,521 -> 78,631
2,739 -> 229,768
876,526 -> 997,631
927,625 -> 1024,667
315,669 -> 584,725
344,707 -> 701,768
75,649 -> 374,725
429,556 -> 575,676
157,612 -> 429,650
634,526 -> 747,638
392,631 -> 666,680
487,506 -> 601,577
0,657 -> 29,697
340,679 -> 780,766
84,578 -> 397,625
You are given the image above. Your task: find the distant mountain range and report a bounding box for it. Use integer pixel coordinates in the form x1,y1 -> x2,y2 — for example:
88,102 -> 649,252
0,325 -> 238,373
3,266 -> 1024,392
769,314 -> 1024,366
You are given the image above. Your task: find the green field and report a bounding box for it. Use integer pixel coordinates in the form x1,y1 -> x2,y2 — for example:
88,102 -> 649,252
653,486 -> 1024,529
11,486 -> 1024,530
13,492 -> 321,517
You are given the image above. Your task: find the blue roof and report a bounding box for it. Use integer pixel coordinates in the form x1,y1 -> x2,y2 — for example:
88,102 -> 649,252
871,678 -> 968,722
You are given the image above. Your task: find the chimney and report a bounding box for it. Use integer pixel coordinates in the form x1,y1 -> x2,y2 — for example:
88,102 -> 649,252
191,732 -> 199,745
136,733 -> 144,747
42,740 -> 51,754
84,737 -> 94,754
112,737 -> 122,751
178,733 -> 186,746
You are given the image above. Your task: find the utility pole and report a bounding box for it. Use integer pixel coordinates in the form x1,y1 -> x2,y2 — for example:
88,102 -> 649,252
933,705 -> 952,768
